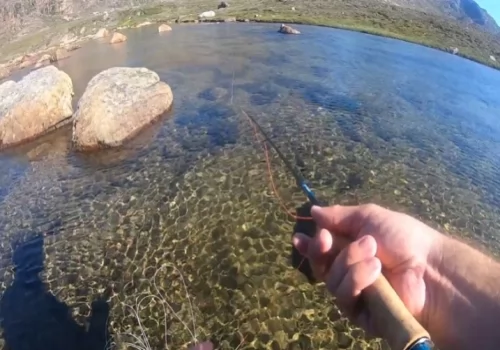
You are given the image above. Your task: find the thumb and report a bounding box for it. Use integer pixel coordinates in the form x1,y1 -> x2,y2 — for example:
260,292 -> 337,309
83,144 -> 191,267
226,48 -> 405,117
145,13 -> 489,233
311,205 -> 370,238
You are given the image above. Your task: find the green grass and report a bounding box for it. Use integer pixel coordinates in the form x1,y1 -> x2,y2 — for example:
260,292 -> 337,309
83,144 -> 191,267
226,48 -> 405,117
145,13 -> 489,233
1,0 -> 500,70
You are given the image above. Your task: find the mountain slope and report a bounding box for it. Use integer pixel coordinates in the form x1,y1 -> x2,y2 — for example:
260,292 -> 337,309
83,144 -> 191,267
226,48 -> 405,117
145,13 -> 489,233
383,0 -> 499,33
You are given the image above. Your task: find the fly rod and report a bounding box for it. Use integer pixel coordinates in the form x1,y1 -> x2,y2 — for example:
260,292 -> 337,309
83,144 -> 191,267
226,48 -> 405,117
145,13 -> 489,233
244,112 -> 321,206
243,110 -> 432,350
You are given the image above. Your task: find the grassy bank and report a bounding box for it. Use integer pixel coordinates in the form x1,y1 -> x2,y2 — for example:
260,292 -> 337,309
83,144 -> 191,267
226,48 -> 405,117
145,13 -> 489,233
1,0 -> 500,70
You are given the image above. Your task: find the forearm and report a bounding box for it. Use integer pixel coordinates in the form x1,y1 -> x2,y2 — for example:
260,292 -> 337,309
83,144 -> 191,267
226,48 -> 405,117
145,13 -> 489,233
425,234 -> 500,350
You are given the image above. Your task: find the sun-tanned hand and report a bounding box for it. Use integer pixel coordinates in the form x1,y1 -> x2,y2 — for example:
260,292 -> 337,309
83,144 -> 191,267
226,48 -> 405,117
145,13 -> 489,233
292,204 -> 441,334
293,204 -> 500,350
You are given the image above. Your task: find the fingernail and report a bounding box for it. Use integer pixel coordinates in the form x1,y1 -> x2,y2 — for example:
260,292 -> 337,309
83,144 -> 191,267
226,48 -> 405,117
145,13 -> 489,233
358,235 -> 377,256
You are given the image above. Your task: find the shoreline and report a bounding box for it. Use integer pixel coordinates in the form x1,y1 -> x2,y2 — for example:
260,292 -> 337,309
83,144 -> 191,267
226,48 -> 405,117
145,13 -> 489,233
1,4 -> 499,76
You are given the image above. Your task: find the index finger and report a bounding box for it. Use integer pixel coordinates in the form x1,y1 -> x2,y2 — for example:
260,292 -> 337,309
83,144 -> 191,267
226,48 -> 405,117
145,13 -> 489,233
311,204 -> 374,238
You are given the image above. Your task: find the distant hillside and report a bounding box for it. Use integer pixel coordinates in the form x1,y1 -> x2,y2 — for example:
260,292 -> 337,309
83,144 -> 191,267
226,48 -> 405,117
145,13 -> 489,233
0,0 -> 500,70
383,0 -> 499,33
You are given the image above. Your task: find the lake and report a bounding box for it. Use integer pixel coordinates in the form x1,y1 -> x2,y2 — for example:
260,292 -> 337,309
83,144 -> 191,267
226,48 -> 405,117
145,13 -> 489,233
0,23 -> 500,349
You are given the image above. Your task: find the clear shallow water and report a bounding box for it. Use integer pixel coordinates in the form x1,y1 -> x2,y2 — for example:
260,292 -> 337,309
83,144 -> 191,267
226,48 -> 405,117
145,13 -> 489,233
1,23 -> 500,349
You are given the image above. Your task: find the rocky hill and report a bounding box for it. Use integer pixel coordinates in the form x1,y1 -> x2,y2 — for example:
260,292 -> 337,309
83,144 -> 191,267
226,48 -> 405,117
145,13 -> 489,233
383,0 -> 499,33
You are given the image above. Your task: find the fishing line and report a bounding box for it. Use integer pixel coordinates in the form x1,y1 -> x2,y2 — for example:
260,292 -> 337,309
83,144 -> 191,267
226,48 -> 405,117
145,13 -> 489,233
242,110 -> 314,221
228,57 -> 313,220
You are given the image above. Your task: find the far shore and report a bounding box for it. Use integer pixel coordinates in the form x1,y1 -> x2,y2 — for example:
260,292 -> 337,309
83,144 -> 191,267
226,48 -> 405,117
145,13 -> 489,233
0,1 -> 499,75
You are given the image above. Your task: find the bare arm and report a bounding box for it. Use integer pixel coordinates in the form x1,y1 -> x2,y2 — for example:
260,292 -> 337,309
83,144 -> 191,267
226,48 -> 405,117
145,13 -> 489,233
293,204 -> 500,350
425,235 -> 500,350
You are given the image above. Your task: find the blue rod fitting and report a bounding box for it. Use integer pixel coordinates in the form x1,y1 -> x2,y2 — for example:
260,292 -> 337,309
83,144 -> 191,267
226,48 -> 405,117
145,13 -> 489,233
407,338 -> 433,350
299,182 -> 318,205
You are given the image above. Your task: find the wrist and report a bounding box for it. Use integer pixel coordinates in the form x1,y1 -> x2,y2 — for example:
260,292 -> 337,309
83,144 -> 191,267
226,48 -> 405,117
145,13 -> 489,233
422,232 -> 449,348
423,234 -> 500,350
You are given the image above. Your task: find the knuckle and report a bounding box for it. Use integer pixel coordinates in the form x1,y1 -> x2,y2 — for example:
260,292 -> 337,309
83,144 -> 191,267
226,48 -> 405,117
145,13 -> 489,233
360,203 -> 381,214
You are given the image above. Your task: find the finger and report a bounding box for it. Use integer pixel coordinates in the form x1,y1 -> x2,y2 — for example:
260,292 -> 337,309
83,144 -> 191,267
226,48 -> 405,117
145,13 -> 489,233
309,228 -> 333,262
189,341 -> 213,350
330,257 -> 382,318
328,235 -> 378,293
292,232 -> 311,257
311,204 -> 380,237
307,228 -> 335,281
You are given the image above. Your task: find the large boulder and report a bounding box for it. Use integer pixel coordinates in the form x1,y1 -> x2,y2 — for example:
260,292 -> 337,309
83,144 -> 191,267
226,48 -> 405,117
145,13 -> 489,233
110,32 -> 127,44
94,28 -> 110,39
72,67 -> 173,150
0,66 -> 73,149
199,11 -> 216,19
278,24 -> 300,34
158,24 -> 172,32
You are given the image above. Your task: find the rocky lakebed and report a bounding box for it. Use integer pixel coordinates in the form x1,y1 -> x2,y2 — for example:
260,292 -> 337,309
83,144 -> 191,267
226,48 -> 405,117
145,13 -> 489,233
0,22 -> 500,350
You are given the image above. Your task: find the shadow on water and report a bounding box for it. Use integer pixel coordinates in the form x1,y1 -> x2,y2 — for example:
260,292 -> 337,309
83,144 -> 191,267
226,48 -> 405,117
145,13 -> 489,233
0,234 -> 112,350
272,75 -> 361,113
174,102 -> 239,150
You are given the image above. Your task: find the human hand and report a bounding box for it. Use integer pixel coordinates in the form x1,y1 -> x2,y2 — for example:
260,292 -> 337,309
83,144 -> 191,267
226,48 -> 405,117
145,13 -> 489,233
292,204 -> 443,336
188,341 -> 213,350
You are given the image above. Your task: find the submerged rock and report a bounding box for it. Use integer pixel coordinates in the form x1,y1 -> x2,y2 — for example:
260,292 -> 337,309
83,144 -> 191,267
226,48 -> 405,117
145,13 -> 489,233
278,24 -> 300,34
0,66 -> 73,149
198,87 -> 228,101
158,24 -> 172,32
110,32 -> 127,44
72,67 -> 173,150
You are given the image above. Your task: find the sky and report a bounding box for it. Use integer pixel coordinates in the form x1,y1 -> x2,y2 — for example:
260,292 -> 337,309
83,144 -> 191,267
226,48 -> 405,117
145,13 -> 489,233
477,0 -> 500,23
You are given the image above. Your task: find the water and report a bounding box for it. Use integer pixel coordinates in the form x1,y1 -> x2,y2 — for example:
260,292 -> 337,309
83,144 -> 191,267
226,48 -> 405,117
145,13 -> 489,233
1,23 -> 500,349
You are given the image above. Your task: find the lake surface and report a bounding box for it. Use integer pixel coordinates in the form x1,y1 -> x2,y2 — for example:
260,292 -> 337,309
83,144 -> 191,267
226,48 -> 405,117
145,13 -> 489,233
1,23 -> 500,349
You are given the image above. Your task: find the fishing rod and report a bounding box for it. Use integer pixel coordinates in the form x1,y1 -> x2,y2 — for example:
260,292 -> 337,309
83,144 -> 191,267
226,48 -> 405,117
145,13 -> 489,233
244,111 -> 322,207
243,110 -> 433,350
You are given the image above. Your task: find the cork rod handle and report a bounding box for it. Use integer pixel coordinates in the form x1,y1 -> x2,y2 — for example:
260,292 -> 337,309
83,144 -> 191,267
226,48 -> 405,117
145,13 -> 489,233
364,275 -> 430,350
335,236 -> 430,350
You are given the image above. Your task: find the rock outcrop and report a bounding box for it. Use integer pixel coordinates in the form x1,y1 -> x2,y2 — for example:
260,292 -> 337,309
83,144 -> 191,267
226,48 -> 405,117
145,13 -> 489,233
55,48 -> 70,61
35,54 -> 53,68
0,65 -> 10,80
72,67 -> 173,150
137,21 -> 152,28
0,66 -> 73,149
380,0 -> 499,34
278,24 -> 300,34
218,1 -> 228,9
110,32 -> 127,44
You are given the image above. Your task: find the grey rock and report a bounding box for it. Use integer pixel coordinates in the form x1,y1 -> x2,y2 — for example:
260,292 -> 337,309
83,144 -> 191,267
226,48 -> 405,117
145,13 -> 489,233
72,67 -> 173,150
0,66 -> 73,149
